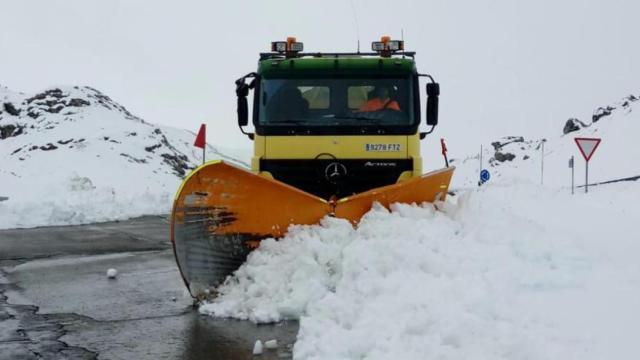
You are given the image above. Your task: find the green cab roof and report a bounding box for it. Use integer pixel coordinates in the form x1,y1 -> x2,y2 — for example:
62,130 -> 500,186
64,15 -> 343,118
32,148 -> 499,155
258,57 -> 416,78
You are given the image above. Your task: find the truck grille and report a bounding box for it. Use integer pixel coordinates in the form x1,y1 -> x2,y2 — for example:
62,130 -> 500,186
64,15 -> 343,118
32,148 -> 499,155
260,159 -> 413,200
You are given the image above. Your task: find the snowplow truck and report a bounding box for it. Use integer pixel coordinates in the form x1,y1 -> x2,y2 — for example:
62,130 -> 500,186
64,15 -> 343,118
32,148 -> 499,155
171,37 -> 455,297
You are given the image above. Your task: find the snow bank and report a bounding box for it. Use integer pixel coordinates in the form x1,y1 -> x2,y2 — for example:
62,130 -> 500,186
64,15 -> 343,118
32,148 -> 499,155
0,171 -> 174,228
201,181 -> 640,359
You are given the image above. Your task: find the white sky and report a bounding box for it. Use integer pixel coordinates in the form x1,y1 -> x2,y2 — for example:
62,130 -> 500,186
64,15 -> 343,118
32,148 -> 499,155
1,0 -> 638,158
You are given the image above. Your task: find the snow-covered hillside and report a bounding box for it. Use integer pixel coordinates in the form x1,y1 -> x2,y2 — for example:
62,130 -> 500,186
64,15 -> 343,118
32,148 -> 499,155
449,93 -> 639,189
0,85 -> 248,229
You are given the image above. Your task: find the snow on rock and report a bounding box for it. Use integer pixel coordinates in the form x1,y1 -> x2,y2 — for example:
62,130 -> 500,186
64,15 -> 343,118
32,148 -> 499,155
200,181 -> 639,359
0,85 -> 248,229
563,118 -> 587,135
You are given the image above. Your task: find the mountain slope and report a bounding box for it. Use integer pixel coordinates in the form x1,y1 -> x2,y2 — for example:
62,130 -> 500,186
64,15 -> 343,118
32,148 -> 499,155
0,85 -> 247,229
449,93 -> 639,188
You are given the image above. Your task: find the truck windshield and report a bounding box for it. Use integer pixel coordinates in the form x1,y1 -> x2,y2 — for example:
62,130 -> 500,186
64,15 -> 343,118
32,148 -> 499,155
258,78 -> 414,129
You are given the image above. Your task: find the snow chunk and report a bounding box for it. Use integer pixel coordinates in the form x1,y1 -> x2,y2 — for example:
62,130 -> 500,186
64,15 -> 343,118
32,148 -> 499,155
252,340 -> 263,355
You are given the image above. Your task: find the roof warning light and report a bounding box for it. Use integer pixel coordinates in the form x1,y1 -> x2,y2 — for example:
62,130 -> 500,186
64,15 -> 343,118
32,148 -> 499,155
372,36 -> 404,57
271,37 -> 304,56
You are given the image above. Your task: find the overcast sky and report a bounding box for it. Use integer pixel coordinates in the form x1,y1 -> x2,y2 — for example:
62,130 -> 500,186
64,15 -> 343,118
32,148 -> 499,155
1,0 -> 638,158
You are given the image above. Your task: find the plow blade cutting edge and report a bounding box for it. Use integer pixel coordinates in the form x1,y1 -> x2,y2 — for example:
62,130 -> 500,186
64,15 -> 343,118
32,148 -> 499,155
171,161 -> 454,297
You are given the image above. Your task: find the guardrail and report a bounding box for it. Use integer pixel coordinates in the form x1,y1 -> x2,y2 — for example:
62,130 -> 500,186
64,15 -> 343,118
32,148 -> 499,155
577,175 -> 640,188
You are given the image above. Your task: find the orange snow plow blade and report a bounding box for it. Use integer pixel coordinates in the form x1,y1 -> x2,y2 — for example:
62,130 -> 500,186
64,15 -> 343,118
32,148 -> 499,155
334,167 -> 455,222
171,161 -> 330,296
171,161 -> 454,297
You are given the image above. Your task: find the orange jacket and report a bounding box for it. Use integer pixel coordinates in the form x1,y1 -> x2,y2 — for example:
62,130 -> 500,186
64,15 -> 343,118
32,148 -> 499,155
359,98 -> 400,112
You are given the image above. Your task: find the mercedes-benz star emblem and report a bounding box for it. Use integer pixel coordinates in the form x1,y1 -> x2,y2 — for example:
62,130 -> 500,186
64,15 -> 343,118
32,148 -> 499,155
324,162 -> 347,183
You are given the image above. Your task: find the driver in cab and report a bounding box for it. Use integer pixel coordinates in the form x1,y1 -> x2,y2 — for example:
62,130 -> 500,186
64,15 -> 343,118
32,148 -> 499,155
358,85 -> 400,112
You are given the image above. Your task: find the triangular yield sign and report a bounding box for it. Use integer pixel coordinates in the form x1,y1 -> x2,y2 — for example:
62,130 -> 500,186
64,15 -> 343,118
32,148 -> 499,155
574,137 -> 601,161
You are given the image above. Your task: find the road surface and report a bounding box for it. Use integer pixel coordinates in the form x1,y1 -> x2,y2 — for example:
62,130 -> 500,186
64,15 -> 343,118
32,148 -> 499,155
0,216 -> 297,359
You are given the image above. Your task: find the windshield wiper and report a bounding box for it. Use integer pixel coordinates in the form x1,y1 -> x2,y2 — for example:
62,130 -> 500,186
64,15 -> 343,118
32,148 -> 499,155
335,115 -> 378,123
333,116 -> 395,134
269,119 -> 308,124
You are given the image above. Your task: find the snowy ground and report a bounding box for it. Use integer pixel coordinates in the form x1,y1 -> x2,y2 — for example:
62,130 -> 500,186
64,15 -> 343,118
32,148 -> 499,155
201,180 -> 639,359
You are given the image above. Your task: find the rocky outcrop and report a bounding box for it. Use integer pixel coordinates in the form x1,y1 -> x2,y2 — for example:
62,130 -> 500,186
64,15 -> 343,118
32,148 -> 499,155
25,88 -> 68,115
23,88 -> 93,119
486,136 -> 544,167
563,118 -> 589,134
592,106 -> 614,123
8,86 -> 142,124
621,94 -> 639,109
494,151 -> 516,162
39,143 -> 58,151
67,98 -> 90,107
561,93 -> 638,135
491,136 -> 524,151
0,124 -> 24,139
161,153 -> 191,177
3,102 -> 21,116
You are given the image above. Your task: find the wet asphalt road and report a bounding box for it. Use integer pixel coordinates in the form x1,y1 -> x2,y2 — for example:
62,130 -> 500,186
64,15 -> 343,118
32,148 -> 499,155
0,216 -> 298,360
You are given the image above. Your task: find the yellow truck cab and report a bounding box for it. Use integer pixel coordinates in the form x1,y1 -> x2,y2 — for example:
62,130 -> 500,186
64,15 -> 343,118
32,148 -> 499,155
235,37 -> 441,200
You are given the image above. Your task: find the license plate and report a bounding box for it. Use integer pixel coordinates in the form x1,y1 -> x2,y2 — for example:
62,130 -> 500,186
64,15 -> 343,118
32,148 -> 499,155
365,143 -> 401,152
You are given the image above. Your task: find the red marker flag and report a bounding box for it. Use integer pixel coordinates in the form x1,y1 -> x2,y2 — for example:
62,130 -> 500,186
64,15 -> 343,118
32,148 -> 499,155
440,138 -> 448,155
440,138 -> 449,168
194,124 -> 206,149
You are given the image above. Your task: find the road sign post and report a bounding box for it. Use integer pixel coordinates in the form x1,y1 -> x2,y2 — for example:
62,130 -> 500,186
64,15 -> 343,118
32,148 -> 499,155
540,139 -> 546,185
478,145 -> 483,186
586,161 -> 589,193
574,137 -> 602,194
569,156 -> 574,195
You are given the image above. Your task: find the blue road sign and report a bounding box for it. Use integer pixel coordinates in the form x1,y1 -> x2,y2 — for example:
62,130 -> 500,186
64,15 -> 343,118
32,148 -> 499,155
480,169 -> 490,183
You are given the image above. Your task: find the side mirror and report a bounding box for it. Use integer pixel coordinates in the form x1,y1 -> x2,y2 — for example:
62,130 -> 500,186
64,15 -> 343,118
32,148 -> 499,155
235,74 -> 256,139
426,82 -> 439,126
236,81 -> 250,127
237,91 -> 249,127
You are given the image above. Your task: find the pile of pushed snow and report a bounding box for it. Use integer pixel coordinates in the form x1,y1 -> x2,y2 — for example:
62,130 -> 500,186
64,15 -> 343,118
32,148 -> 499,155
201,181 -> 639,359
0,85 -> 248,229
450,93 -> 640,188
